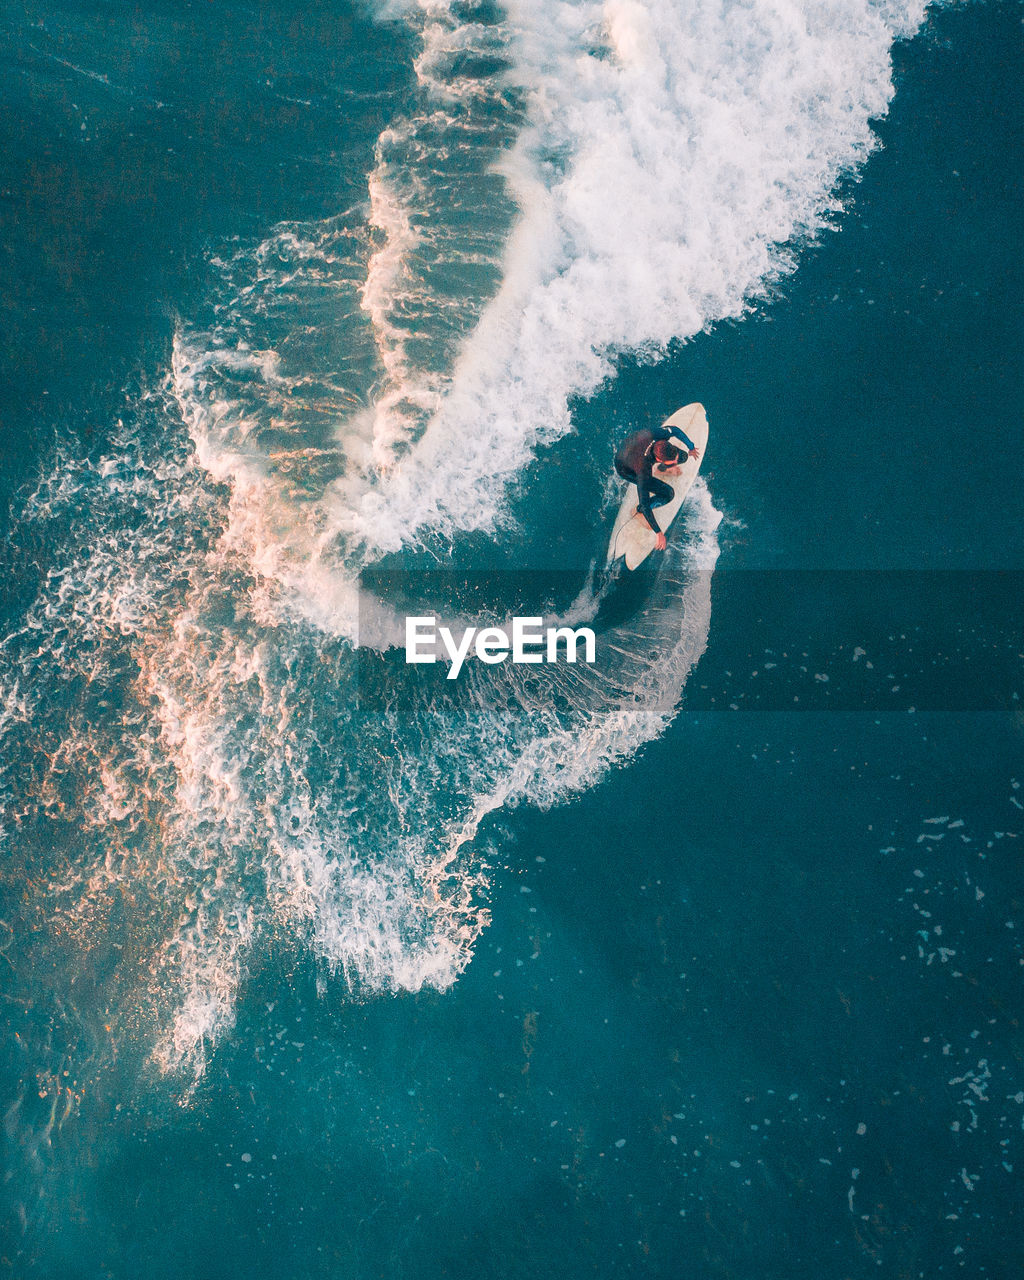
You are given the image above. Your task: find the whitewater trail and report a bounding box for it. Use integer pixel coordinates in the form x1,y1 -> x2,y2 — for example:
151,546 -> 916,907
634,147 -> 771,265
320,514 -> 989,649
0,0 -> 934,1094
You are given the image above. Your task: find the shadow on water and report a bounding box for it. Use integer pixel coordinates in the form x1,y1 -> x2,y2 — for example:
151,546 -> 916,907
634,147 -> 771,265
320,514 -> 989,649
593,554 -> 664,632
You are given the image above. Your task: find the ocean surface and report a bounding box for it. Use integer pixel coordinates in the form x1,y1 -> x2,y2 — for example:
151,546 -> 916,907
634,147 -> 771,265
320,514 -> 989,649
1,1 -> 1022,1276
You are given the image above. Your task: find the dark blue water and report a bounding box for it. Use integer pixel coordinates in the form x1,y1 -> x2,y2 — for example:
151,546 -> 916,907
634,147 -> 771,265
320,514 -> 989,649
1,2 -> 1022,1278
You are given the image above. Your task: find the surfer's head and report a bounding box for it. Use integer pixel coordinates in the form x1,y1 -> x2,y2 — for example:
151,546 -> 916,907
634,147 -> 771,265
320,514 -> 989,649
653,441 -> 682,465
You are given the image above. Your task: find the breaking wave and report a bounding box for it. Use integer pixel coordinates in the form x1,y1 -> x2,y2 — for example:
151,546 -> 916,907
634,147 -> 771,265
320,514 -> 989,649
1,0 -> 933,1099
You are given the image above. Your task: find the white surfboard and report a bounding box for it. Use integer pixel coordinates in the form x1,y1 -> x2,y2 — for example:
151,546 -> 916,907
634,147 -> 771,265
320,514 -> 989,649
606,403 -> 709,571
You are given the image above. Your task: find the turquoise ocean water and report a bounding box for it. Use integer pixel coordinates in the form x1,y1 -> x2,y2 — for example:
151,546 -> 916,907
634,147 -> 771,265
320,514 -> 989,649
1,1 -> 1022,1276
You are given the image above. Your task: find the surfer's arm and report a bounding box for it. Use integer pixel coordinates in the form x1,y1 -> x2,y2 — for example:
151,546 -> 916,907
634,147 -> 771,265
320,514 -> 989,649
668,426 -> 698,454
654,422 -> 699,456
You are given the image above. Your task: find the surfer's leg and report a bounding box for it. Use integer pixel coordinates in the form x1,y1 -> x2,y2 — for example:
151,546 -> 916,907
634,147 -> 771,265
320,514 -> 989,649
647,477 -> 673,508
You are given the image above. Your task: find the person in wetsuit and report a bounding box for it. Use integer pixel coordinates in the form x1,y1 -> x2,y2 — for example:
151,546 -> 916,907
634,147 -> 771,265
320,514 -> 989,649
614,421 -> 701,551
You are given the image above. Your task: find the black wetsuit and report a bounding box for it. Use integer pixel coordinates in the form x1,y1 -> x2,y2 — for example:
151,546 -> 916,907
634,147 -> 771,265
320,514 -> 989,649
614,423 -> 696,535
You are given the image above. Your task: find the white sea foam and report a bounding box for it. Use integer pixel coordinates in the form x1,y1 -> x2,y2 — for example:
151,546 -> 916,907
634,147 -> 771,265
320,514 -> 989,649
347,0 -> 930,549
0,0 -> 937,1089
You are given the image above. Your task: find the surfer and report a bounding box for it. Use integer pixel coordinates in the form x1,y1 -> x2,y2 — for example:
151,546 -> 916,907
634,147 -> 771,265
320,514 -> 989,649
614,423 -> 701,550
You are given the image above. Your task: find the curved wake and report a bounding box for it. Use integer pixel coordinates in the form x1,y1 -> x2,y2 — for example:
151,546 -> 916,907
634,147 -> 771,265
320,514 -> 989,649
1,0 -> 933,1105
